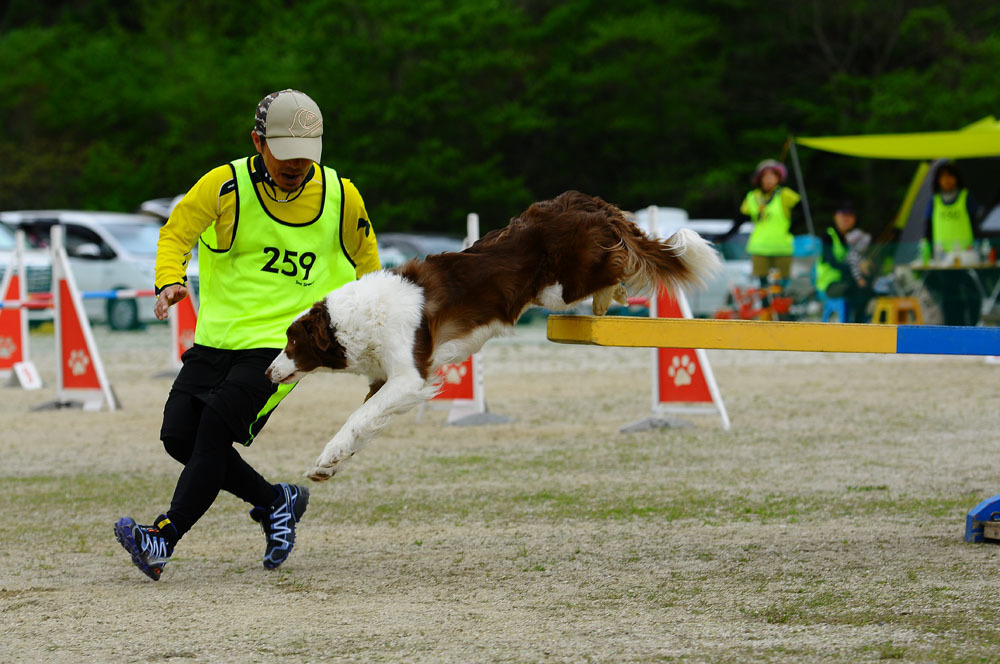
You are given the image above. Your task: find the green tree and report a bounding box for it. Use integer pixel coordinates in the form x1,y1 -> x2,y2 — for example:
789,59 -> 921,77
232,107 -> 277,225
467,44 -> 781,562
3,0 -> 1000,237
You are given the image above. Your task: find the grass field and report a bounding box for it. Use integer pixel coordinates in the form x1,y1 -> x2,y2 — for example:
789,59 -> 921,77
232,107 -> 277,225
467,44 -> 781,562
2,321 -> 1000,663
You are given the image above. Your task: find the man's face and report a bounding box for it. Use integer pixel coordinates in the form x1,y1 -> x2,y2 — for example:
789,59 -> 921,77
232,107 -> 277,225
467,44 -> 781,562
251,131 -> 312,192
834,210 -> 856,233
937,172 -> 957,193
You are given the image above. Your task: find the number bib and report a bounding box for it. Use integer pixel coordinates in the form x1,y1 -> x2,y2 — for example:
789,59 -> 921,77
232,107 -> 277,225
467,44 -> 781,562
931,190 -> 974,250
195,157 -> 356,349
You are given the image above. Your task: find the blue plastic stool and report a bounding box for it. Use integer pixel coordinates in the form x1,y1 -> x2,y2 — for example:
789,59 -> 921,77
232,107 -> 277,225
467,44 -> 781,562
821,296 -> 848,322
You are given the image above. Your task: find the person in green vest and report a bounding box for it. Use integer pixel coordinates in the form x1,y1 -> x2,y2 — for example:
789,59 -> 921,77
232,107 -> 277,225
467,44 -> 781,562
921,161 -> 983,325
113,90 -> 381,581
815,201 -> 873,322
718,159 -> 802,290
923,161 -> 979,258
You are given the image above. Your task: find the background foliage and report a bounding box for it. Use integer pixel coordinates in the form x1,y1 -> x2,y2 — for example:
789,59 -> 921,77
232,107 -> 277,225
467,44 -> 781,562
2,0 -> 1000,235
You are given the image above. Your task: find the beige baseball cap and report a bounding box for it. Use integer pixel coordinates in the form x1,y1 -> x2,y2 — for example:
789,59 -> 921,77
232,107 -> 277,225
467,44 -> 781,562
253,89 -> 323,162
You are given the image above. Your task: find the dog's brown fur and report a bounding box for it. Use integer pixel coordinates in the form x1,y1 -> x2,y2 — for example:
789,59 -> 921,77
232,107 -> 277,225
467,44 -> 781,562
394,190 -> 712,378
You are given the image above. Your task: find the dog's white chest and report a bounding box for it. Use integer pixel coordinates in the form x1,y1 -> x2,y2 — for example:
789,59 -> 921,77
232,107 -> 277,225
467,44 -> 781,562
327,272 -> 426,381
351,344 -> 388,379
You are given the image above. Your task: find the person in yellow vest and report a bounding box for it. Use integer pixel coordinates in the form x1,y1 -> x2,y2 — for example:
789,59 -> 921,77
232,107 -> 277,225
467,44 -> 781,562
717,159 -> 802,292
743,159 -> 801,286
921,161 -> 983,325
114,90 -> 381,581
923,161 -> 979,259
815,201 -> 873,322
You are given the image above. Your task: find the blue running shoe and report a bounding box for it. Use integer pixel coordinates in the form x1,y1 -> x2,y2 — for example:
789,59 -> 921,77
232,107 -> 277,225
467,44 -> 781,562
114,515 -> 177,581
250,483 -> 309,569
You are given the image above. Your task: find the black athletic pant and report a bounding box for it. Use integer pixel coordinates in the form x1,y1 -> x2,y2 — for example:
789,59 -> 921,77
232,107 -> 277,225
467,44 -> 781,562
159,345 -> 287,538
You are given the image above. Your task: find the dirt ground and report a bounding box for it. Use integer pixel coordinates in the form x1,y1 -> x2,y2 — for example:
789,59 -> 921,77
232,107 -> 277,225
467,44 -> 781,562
2,320 -> 1000,663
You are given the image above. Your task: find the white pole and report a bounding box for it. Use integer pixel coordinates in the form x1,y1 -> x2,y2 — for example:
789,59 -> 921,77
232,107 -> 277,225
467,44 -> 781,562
648,205 -> 659,415
465,213 -> 479,249
51,225 -> 65,397
14,229 -> 30,363
468,212 -> 484,414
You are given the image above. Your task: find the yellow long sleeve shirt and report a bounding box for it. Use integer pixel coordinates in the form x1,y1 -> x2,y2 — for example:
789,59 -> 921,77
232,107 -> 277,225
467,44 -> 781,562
155,155 -> 380,292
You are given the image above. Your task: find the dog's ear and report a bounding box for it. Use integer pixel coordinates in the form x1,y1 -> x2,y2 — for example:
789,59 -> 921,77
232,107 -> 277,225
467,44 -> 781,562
310,313 -> 332,352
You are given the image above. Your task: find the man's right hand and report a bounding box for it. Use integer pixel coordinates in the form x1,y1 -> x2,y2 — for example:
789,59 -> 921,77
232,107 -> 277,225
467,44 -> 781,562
154,284 -> 188,321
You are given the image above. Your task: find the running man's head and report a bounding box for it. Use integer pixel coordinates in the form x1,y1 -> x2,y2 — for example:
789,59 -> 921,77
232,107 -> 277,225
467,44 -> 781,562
250,89 -> 323,191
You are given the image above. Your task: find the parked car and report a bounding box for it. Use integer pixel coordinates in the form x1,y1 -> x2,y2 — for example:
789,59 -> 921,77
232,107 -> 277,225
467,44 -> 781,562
0,211 -> 163,329
0,221 -> 53,321
376,232 -> 466,268
375,244 -> 409,270
138,195 -> 184,221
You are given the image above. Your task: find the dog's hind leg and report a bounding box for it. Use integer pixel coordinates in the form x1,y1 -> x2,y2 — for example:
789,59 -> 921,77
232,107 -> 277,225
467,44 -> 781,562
307,372 -> 435,482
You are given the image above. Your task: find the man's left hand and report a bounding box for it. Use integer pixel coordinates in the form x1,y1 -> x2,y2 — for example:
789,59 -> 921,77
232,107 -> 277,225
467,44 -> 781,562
154,284 -> 188,320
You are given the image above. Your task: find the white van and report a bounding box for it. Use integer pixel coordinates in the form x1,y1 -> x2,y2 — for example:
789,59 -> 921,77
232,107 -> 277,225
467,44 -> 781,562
0,211 -> 162,329
0,221 -> 53,322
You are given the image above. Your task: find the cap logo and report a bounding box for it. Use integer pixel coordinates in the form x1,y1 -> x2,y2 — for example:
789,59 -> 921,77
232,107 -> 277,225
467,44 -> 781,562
289,108 -> 322,137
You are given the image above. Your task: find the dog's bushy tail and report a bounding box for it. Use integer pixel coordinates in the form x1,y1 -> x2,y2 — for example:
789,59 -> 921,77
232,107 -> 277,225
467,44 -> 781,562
620,227 -> 723,296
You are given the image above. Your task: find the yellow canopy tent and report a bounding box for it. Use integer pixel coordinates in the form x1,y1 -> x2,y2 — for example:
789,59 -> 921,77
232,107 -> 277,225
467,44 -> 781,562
789,116 -> 1000,253
796,116 -> 1000,160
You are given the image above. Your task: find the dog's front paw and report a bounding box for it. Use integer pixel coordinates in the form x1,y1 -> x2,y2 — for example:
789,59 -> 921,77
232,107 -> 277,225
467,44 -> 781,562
592,283 -> 628,316
307,447 -> 356,482
592,288 -> 612,316
306,464 -> 337,482
307,453 -> 341,482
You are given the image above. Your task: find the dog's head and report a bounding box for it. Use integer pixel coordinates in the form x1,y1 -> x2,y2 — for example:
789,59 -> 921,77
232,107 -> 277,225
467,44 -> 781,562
266,301 -> 348,384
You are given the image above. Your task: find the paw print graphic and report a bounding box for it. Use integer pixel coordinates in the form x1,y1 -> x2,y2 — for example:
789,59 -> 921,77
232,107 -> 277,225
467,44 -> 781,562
442,362 -> 468,385
0,336 -> 16,359
68,349 -> 90,376
667,354 -> 696,386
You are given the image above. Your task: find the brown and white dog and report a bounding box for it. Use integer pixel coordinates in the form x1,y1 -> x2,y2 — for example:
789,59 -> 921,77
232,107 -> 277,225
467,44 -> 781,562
266,190 -> 721,481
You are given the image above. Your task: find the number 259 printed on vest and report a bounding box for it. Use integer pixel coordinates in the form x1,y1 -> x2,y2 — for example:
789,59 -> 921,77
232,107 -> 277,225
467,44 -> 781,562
260,246 -> 319,286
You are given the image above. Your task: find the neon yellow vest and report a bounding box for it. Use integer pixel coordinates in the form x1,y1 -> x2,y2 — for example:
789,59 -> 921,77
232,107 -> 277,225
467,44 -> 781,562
931,190 -> 974,250
815,227 -> 845,294
744,187 -> 794,256
195,157 -> 356,349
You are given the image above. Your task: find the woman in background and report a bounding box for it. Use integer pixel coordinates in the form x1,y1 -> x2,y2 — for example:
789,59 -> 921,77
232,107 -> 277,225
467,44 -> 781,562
718,159 -> 802,289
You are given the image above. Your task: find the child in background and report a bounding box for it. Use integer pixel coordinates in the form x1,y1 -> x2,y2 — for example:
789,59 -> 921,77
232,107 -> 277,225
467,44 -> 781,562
814,201 -> 873,323
844,226 -> 873,289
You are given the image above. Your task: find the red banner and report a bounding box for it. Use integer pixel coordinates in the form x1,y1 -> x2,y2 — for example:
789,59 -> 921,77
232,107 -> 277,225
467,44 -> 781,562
58,279 -> 101,390
0,274 -> 24,370
433,357 -> 475,400
173,294 -> 198,363
655,290 -> 713,404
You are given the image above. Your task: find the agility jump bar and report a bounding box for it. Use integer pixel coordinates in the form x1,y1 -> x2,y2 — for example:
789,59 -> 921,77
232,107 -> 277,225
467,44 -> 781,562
546,315 -> 1000,356
0,289 -> 155,310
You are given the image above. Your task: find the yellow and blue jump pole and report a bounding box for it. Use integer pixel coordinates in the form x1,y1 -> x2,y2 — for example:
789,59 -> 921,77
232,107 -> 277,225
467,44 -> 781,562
546,316 -> 1000,356
548,314 -> 1000,543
